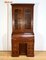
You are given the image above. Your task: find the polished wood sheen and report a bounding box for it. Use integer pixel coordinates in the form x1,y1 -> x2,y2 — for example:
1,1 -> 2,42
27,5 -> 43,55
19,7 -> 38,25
11,4 -> 34,57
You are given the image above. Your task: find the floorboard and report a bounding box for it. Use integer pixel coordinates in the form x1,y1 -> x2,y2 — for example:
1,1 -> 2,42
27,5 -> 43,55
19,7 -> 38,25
0,51 -> 46,60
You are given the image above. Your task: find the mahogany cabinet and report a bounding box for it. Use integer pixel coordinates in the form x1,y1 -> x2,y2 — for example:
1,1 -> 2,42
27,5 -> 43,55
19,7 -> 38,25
11,4 -> 34,57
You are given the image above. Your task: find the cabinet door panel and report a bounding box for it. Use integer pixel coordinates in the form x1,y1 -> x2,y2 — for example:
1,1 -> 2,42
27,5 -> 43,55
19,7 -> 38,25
24,8 -> 31,29
13,7 -> 33,33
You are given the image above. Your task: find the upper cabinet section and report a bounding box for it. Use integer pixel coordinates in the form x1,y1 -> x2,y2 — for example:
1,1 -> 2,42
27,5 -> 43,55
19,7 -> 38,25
11,4 -> 34,34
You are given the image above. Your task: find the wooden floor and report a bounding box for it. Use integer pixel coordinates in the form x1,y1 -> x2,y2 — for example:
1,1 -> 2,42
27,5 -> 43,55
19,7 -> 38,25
0,51 -> 46,60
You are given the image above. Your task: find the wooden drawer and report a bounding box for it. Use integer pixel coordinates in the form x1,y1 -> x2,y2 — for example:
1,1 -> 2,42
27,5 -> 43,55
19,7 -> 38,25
27,48 -> 34,52
27,53 -> 34,57
27,49 -> 34,57
27,42 -> 34,48
12,45 -> 19,50
12,41 -> 19,50
12,51 -> 19,57
12,37 -> 34,43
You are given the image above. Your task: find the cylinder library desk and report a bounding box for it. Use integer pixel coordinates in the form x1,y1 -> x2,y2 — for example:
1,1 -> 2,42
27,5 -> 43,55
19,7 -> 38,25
11,4 -> 34,57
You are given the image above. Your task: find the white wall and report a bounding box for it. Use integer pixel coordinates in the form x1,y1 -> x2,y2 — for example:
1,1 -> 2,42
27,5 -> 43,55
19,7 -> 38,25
34,0 -> 46,50
0,0 -> 46,51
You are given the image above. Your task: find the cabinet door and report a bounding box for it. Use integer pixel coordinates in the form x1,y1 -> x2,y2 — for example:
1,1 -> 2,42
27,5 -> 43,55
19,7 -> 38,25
24,8 -> 33,32
19,43 -> 27,55
12,6 -> 33,33
13,8 -> 25,33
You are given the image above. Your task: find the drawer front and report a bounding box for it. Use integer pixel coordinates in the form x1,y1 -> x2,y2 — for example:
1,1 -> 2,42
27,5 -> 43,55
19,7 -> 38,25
27,48 -> 34,53
27,43 -> 34,51
12,44 -> 19,50
27,49 -> 34,57
12,42 -> 19,50
12,51 -> 19,57
12,37 -> 34,43
27,53 -> 34,57
12,40 -> 19,50
27,42 -> 34,47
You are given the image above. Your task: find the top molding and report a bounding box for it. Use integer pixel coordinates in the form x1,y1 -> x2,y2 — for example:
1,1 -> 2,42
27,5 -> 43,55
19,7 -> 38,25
11,3 -> 35,6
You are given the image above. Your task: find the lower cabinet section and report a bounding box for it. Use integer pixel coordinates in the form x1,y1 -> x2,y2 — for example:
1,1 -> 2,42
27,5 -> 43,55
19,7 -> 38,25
27,53 -> 34,57
12,34 -> 34,57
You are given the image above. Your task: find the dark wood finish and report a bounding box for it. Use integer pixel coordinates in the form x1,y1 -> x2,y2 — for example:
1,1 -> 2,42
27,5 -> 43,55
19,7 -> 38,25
19,43 -> 27,55
11,4 -> 34,57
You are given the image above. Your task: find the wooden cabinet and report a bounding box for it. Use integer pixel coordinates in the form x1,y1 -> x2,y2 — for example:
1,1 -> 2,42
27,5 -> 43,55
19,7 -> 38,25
11,4 -> 34,57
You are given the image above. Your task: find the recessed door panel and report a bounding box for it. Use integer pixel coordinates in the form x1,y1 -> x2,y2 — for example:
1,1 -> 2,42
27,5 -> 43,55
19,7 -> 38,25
13,7 -> 33,33
24,8 -> 31,29
19,43 -> 27,55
